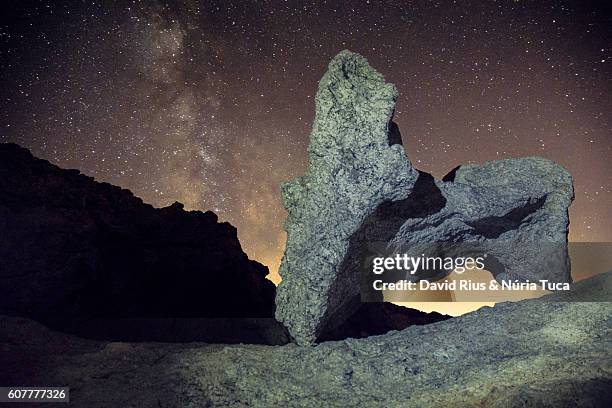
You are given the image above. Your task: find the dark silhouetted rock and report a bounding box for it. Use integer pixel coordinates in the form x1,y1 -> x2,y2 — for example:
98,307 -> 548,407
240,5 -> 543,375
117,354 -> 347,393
0,143 -> 278,339
276,50 -> 574,345
72,318 -> 290,345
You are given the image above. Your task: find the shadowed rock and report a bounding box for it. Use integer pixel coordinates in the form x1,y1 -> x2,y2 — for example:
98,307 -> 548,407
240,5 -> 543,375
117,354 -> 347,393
0,143 -> 281,342
276,50 -> 574,345
317,302 -> 449,342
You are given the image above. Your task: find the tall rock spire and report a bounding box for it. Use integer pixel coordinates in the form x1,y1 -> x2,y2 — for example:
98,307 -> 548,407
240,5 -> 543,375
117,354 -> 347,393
275,51 -> 418,345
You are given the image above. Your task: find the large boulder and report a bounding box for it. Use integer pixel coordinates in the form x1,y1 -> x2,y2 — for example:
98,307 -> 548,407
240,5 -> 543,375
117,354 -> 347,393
276,50 -> 574,345
0,143 -> 277,337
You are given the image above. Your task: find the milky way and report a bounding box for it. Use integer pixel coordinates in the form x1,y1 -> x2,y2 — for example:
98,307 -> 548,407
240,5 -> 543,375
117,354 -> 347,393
1,1 -> 610,282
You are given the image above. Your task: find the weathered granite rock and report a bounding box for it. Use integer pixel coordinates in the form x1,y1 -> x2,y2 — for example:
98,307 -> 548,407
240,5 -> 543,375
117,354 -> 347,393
1,272 -> 609,407
360,157 -> 574,298
400,156 -> 574,283
275,50 -> 419,345
276,50 -> 574,345
0,143 -> 277,341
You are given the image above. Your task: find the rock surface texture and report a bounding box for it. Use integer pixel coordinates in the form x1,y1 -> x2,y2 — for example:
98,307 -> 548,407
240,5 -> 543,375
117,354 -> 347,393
1,272 -> 610,407
0,143 -> 276,335
276,51 -> 574,345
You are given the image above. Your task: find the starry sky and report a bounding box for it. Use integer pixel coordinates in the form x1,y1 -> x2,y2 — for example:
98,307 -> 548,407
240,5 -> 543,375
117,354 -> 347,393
1,0 -> 610,283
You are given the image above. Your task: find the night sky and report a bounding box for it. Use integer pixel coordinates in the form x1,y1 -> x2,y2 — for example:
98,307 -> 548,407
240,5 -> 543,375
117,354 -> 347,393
1,0 -> 610,283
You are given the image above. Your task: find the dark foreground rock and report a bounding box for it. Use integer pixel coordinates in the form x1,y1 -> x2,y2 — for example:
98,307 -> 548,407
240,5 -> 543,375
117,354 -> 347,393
1,272 -> 610,407
275,50 -> 574,345
69,317 -> 291,345
0,143 -> 276,333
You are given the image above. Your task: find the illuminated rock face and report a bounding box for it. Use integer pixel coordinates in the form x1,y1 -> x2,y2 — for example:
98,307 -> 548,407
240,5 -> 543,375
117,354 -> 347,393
276,50 -> 574,345
274,51 -> 419,345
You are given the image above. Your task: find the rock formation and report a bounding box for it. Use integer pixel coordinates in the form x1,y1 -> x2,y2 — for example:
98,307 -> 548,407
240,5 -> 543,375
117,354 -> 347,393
0,142 -> 455,344
0,143 -> 277,336
1,271 -> 609,407
276,50 -> 574,345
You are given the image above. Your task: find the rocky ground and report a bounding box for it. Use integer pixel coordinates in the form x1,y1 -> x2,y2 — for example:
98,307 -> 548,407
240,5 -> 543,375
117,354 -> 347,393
1,272 -> 610,407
